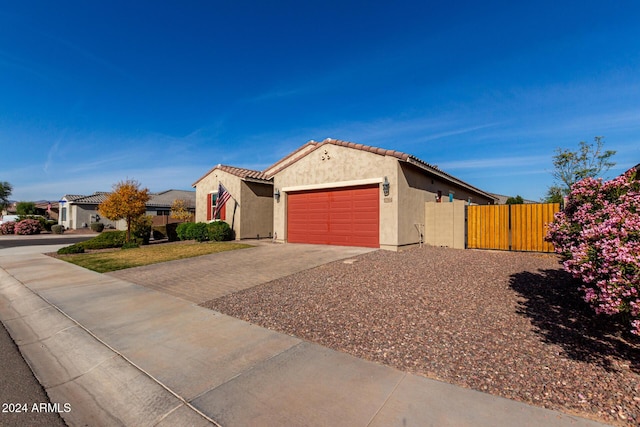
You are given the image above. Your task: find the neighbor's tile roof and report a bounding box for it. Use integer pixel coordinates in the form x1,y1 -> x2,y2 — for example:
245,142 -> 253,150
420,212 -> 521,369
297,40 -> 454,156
192,164 -> 271,187
65,190 -> 195,209
147,190 -> 195,208
67,192 -> 111,204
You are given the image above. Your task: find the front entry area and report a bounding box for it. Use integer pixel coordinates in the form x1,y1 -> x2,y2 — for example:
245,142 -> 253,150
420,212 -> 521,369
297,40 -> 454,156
286,184 -> 380,248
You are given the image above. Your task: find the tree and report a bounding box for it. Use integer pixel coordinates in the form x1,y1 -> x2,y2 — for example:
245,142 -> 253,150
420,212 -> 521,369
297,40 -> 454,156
546,168 -> 640,334
16,201 -> 36,215
542,185 -> 564,204
548,136 -> 616,197
98,180 -> 150,242
505,195 -> 524,205
170,199 -> 193,222
0,181 -> 12,212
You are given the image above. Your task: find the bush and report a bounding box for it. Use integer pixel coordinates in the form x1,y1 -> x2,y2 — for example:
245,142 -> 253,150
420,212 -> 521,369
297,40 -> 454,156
546,169 -> 640,334
51,224 -> 65,234
44,220 -> 57,232
80,231 -> 127,249
90,222 -> 105,232
0,222 -> 15,235
177,222 -> 209,242
121,241 -> 140,250
57,244 -> 85,254
14,219 -> 42,235
132,215 -> 153,244
207,221 -> 233,241
166,223 -> 179,241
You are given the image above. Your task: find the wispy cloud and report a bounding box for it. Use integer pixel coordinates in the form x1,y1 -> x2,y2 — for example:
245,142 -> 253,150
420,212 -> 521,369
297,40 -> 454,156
436,154 -> 549,171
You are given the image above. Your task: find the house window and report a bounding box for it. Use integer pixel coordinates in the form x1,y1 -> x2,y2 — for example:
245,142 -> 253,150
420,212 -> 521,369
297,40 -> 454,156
207,193 -> 226,221
61,207 -> 67,221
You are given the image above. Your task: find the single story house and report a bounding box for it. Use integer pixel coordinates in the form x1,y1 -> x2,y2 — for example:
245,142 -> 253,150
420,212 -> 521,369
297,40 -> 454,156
192,165 -> 273,239
58,189 -> 195,230
194,138 -> 496,250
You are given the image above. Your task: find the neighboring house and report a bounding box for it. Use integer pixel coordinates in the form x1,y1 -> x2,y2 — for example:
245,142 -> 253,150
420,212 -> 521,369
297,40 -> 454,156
192,165 -> 273,239
58,190 -> 195,230
195,138 -> 496,250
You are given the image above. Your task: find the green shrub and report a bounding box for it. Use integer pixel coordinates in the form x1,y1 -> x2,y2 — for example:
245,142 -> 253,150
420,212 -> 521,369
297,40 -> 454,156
57,244 -> 85,254
176,222 -> 191,241
191,223 -> 209,242
90,222 -> 105,232
176,222 -> 210,242
44,220 -> 57,232
79,231 -> 127,249
51,224 -> 65,234
132,215 -> 153,244
121,241 -> 140,250
207,221 -> 233,241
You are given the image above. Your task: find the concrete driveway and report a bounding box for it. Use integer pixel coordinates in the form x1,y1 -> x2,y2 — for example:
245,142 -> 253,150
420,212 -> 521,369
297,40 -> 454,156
107,241 -> 375,303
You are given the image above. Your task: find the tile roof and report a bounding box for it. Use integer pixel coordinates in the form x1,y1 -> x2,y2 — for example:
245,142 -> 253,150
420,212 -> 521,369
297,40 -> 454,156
147,190 -> 195,208
264,138 -> 496,201
193,138 -> 495,201
66,192 -> 111,204
192,164 -> 271,187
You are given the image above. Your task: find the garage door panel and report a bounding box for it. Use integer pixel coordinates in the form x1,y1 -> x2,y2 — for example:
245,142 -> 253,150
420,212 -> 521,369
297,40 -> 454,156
287,184 -> 379,248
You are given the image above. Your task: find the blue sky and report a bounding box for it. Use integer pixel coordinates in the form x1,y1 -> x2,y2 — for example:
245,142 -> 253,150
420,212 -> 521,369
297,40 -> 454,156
2,1 -> 639,202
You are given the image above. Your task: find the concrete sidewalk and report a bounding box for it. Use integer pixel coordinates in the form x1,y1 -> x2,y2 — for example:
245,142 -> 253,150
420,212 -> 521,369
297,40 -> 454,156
0,246 -> 609,426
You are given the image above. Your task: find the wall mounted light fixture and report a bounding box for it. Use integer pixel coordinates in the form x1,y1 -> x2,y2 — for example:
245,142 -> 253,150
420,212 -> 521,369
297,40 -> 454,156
382,176 -> 390,196
274,189 -> 281,202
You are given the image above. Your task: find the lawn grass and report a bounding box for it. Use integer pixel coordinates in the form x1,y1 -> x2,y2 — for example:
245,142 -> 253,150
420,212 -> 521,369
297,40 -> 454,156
56,241 -> 253,273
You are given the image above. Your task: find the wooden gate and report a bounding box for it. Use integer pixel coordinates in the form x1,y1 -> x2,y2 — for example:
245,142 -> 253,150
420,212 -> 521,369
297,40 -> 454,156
467,203 -> 560,252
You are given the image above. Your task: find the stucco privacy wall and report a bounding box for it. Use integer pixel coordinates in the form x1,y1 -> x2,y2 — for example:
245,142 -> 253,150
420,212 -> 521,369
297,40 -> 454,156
240,181 -> 273,239
273,143 -> 400,248
397,164 -> 494,247
424,200 -> 467,249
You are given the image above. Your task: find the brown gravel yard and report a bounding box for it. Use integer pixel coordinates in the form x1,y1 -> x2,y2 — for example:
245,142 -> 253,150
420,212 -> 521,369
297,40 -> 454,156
202,245 -> 640,426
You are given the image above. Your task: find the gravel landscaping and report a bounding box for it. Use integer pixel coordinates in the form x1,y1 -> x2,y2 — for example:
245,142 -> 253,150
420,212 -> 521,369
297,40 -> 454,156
202,245 -> 640,426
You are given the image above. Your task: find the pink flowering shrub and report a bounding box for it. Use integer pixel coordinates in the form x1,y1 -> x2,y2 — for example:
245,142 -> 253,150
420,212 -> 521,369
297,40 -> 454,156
0,221 -> 16,235
14,219 -> 42,235
546,169 -> 640,334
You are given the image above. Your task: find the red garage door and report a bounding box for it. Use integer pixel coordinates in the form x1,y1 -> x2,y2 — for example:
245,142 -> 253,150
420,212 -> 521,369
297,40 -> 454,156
287,184 -> 379,248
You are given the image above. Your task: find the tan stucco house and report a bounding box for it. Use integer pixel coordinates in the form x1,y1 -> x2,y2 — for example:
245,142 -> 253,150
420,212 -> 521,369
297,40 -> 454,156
194,138 -> 496,250
192,165 -> 273,239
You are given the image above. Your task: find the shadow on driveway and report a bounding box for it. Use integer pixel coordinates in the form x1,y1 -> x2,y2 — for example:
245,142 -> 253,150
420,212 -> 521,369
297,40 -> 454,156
509,268 -> 640,373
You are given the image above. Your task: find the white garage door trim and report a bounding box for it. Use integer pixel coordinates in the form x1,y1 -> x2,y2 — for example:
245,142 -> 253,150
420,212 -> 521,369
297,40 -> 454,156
281,177 -> 384,193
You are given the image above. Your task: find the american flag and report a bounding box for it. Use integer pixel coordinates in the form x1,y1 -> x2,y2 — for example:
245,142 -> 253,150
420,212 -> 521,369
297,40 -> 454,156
213,182 -> 231,219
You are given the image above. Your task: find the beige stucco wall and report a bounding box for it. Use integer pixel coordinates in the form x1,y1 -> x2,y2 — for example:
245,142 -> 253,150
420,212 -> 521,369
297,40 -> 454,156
424,200 -> 467,249
272,144 -> 401,248
194,168 -> 273,240
239,181 -> 273,239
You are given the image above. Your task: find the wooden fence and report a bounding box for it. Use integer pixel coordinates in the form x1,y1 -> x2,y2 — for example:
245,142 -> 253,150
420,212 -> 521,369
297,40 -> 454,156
467,203 -> 560,252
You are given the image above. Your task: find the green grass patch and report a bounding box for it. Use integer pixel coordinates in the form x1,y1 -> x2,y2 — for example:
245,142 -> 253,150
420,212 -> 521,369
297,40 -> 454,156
56,241 -> 252,273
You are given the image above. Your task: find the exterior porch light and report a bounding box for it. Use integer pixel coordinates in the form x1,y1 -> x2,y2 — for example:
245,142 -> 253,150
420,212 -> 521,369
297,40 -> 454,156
274,188 -> 281,202
382,176 -> 390,196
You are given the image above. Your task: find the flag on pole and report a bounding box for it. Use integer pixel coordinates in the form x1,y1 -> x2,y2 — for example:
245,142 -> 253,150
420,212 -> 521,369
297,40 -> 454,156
213,182 -> 231,220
